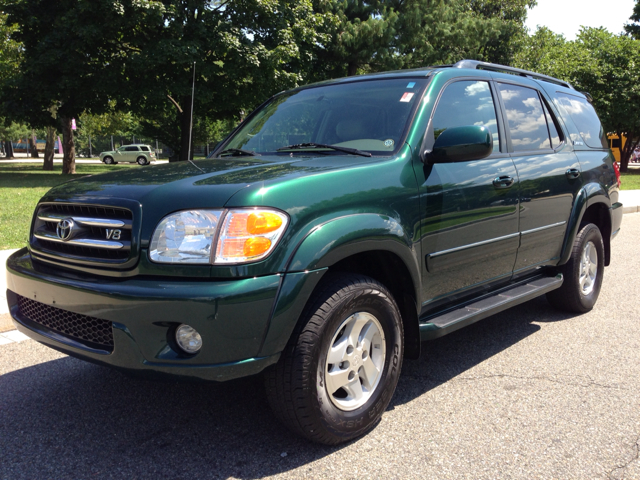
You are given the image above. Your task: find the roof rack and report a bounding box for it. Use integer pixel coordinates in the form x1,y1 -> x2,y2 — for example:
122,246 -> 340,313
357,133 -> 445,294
452,60 -> 574,90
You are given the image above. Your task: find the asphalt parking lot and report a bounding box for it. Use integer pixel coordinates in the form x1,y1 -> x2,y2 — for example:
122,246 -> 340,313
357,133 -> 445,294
1,214 -> 639,480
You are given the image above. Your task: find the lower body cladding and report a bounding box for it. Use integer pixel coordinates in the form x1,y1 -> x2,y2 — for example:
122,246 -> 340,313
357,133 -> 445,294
5,248 -> 325,381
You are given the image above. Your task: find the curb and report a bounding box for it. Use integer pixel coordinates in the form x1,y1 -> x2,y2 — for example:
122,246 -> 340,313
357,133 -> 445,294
0,313 -> 15,333
623,206 -> 639,214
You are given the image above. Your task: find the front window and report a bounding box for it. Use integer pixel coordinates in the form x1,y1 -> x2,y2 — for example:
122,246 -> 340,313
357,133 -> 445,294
222,78 -> 428,156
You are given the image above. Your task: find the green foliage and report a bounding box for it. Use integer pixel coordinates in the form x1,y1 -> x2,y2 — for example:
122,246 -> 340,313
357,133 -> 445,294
118,0 -> 324,159
514,27 -> 640,171
0,13 -> 21,87
625,0 -> 640,39
0,121 -> 29,142
466,0 -> 537,64
309,0 -> 535,78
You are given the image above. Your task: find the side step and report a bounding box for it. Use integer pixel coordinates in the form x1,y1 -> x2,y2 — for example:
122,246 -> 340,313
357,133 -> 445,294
419,274 -> 563,341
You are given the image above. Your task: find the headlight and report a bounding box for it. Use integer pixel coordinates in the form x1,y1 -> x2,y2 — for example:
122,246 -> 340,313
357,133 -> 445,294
149,210 -> 222,264
149,208 -> 288,265
214,209 -> 289,264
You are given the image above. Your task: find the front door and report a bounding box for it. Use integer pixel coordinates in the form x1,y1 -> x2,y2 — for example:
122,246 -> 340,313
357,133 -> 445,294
415,79 -> 520,312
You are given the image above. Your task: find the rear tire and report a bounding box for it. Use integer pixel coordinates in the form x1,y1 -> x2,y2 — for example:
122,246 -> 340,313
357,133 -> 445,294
547,223 -> 604,313
103,156 -> 114,165
137,156 -> 147,165
265,273 -> 404,445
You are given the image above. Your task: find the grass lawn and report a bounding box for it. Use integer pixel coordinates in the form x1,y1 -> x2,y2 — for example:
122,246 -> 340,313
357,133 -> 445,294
620,169 -> 640,190
0,162 -> 137,250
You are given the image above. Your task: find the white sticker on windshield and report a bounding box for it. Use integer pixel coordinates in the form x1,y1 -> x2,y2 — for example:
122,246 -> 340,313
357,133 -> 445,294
400,92 -> 414,102
384,139 -> 395,148
406,82 -> 416,88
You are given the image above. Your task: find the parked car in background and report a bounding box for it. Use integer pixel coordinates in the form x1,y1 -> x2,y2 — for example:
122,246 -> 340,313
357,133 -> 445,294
100,144 -> 155,165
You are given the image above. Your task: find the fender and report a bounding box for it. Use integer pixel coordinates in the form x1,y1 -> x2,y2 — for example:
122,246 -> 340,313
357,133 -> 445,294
558,183 -> 611,265
286,213 -> 421,299
257,214 -> 422,358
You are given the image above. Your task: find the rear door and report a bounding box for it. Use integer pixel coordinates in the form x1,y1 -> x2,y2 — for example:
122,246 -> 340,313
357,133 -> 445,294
124,146 -> 140,162
416,79 -> 520,309
495,80 -> 582,275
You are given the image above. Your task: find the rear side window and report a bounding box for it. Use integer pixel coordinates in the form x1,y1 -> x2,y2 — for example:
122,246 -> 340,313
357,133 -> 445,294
555,93 -> 608,149
497,83 -> 551,152
431,80 -> 500,152
140,146 -> 150,151
541,99 -> 562,148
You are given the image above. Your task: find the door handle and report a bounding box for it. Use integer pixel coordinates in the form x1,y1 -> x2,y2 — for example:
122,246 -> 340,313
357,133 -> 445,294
565,168 -> 581,180
493,175 -> 514,189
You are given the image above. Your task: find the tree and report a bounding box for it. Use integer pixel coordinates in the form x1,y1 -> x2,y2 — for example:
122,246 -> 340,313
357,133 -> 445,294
0,0 -> 164,173
625,0 -> 640,39
467,0 -> 537,65
515,27 -> 640,172
121,0 -> 323,161
307,0 -> 536,79
0,121 -> 29,158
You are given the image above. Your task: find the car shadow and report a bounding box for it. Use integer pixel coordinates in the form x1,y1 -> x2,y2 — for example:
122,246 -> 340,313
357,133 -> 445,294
392,296 -> 575,407
0,297 -> 575,479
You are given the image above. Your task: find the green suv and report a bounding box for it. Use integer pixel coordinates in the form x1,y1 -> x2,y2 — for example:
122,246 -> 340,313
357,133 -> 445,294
100,144 -> 156,165
5,61 -> 623,445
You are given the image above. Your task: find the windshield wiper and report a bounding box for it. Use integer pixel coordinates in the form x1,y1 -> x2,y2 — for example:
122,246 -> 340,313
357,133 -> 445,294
277,143 -> 372,157
218,148 -> 259,157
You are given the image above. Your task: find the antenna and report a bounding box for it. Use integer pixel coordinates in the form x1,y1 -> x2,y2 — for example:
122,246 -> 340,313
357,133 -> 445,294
187,61 -> 196,161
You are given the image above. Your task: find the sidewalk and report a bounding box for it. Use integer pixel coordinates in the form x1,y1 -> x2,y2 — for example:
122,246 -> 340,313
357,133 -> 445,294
2,191 -> 640,335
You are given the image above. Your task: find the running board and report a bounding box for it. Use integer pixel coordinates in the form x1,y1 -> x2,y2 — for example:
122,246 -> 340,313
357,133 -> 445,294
419,274 -> 563,341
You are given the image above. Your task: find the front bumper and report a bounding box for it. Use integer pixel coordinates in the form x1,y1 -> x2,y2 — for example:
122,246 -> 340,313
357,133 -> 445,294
6,248 -> 282,381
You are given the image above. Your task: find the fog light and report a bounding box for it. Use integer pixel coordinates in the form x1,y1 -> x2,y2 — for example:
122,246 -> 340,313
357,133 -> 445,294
175,324 -> 203,354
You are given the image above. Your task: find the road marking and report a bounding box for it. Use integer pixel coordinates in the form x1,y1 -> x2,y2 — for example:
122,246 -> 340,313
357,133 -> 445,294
0,330 -> 31,344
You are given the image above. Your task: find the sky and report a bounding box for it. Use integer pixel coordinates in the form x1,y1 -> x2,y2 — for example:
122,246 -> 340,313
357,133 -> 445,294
525,0 -> 636,40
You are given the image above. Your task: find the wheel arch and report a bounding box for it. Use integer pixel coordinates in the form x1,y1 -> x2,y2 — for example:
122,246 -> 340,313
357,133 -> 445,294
265,214 -> 422,359
559,184 -> 613,266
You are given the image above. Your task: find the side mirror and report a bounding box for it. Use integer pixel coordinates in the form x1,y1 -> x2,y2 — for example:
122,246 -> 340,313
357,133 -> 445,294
426,126 -> 492,164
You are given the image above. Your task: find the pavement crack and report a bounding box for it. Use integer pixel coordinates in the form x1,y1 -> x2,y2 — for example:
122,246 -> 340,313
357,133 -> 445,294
607,434 -> 640,480
455,373 -> 626,390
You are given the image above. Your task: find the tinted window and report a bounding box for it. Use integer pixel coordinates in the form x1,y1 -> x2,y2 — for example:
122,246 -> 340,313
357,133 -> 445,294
125,146 -> 139,152
541,98 -> 561,148
431,80 -> 499,152
140,146 -> 150,151
611,138 -> 621,149
555,93 -> 608,149
498,84 -> 551,152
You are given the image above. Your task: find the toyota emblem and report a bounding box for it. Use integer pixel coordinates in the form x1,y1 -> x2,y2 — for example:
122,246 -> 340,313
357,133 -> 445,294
56,218 -> 74,241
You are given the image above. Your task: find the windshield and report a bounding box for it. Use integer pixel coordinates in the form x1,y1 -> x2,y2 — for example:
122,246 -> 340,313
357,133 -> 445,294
221,78 -> 428,156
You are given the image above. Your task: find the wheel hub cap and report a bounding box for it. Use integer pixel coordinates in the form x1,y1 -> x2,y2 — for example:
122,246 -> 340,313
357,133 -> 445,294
325,312 -> 386,411
579,240 -> 598,295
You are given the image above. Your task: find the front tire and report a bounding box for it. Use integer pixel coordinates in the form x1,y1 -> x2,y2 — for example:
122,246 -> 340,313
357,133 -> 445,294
103,156 -> 114,165
265,273 -> 403,445
547,223 -> 604,313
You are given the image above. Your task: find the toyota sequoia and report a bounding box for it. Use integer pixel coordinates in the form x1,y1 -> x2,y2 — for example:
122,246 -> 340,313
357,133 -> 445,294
5,60 -> 623,445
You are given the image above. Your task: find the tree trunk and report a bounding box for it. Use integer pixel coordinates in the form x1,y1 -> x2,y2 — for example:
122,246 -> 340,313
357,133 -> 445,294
29,133 -> 39,158
43,127 -> 55,171
61,117 -> 76,174
4,140 -> 15,159
618,132 -> 639,173
347,61 -> 358,76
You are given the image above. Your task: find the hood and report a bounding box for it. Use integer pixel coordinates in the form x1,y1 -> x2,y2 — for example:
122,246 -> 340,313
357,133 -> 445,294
41,155 -> 379,209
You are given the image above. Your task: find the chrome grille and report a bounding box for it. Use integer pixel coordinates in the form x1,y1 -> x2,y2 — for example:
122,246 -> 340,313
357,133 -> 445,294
17,295 -> 114,351
31,203 -> 134,263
